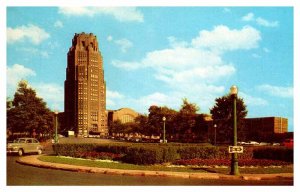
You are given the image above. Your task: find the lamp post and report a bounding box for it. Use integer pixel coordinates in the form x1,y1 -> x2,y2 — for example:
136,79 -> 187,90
162,116 -> 166,143
230,85 -> 239,175
214,124 -> 217,145
54,111 -> 58,144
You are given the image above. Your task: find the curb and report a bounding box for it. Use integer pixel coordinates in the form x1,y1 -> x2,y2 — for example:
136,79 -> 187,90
16,155 -> 293,181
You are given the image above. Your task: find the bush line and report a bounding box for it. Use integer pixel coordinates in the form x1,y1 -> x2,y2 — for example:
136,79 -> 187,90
53,143 -> 293,165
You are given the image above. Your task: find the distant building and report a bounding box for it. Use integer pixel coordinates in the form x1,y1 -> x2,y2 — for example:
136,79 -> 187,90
108,108 -> 139,125
244,117 -> 288,142
207,116 -> 289,143
64,32 -> 108,137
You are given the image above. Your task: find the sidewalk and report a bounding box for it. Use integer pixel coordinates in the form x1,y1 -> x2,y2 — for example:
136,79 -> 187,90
17,155 -> 293,181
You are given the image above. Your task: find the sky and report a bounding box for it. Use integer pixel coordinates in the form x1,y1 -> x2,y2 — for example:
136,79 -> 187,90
6,7 -> 294,131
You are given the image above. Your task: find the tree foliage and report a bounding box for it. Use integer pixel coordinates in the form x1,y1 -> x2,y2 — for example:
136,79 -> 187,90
108,98 -> 208,142
210,94 -> 248,143
175,98 -> 199,135
7,80 -> 54,139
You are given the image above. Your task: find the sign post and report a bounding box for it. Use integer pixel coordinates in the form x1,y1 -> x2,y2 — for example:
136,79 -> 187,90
228,146 -> 244,153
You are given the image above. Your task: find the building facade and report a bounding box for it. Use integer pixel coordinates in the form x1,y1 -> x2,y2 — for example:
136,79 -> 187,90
207,116 -> 288,143
244,117 -> 288,142
64,32 -> 108,137
108,108 -> 139,125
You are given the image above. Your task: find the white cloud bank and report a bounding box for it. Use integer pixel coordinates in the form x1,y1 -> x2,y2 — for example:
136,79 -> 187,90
58,7 -> 144,22
7,24 -> 50,45
192,25 -> 261,53
110,25 -> 262,113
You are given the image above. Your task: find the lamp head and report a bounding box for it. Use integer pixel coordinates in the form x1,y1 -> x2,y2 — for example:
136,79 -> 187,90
230,85 -> 238,95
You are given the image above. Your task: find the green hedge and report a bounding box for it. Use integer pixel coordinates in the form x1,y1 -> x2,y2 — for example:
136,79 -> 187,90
253,147 -> 293,162
52,143 -> 293,165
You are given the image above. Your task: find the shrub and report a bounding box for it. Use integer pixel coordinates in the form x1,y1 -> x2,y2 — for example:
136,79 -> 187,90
53,144 -> 97,157
177,146 -> 219,159
253,147 -> 293,162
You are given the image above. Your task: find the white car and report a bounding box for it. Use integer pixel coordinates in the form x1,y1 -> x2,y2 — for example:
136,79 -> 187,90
7,138 -> 43,156
245,141 -> 260,145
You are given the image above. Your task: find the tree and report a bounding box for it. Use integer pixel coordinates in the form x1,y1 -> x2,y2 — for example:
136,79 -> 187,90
174,98 -> 200,141
147,105 -> 177,137
108,120 -> 123,136
7,80 -> 54,139
210,94 -> 248,143
134,114 -> 149,135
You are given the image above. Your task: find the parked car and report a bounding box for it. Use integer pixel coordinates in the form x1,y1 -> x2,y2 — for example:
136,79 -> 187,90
258,142 -> 270,146
272,142 -> 281,146
245,141 -> 260,145
282,139 -> 293,148
7,138 -> 43,156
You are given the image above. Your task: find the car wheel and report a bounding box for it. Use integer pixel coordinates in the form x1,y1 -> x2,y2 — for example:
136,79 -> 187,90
18,149 -> 23,156
37,149 -> 42,155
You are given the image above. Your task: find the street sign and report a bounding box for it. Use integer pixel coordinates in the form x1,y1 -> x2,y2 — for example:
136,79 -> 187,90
228,146 -> 244,153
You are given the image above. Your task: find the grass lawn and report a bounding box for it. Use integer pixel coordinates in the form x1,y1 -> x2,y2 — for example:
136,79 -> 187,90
38,155 -> 293,174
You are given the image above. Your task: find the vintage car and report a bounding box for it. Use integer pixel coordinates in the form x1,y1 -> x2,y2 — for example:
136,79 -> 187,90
7,138 -> 43,156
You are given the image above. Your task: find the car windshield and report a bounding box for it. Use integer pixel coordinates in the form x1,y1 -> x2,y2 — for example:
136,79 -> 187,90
15,139 -> 26,143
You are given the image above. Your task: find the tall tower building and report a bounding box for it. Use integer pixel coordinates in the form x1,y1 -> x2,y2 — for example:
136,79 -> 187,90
64,32 -> 108,137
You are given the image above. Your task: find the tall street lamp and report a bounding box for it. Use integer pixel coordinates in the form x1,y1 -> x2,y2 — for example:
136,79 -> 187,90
214,124 -> 217,145
162,116 -> 166,143
230,85 -> 239,175
54,111 -> 58,144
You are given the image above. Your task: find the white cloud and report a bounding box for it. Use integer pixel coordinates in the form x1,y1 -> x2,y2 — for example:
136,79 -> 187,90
114,38 -> 133,53
7,24 -> 50,45
133,92 -> 174,110
242,13 -> 279,28
54,20 -> 63,28
256,17 -> 279,28
252,53 -> 261,58
257,84 -> 293,98
239,92 -> 268,106
129,84 -> 226,114
191,25 -> 261,53
107,35 -> 113,42
242,13 -> 254,21
106,89 -> 125,108
34,82 -> 64,110
7,64 -> 36,87
168,36 -> 188,48
112,60 -> 141,71
7,64 -> 36,97
107,36 -> 133,53
16,47 -> 49,58
107,90 -> 124,99
58,7 -> 144,22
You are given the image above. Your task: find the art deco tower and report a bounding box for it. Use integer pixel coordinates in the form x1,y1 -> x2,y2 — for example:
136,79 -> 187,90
65,32 -> 107,137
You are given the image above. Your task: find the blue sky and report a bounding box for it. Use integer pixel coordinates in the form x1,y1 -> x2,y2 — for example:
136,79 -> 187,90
6,7 -> 294,131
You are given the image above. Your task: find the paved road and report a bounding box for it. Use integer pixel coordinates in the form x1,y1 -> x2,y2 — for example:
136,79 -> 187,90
7,156 -> 293,186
